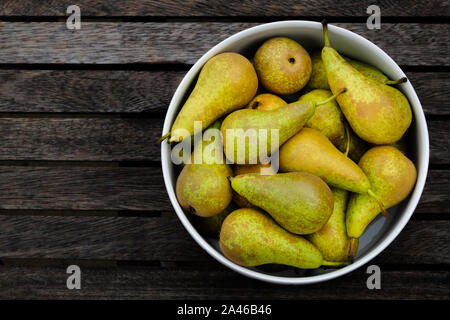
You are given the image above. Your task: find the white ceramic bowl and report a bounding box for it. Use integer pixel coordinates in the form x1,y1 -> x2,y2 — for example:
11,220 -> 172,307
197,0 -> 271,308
160,21 -> 429,284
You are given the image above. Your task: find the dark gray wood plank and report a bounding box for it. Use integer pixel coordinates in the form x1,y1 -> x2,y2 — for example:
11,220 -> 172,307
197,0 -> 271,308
0,216 -> 209,261
0,70 -> 185,114
0,22 -> 447,65
0,117 -> 162,161
0,264 -> 447,299
0,167 -> 447,213
0,166 -> 170,210
1,0 -> 449,17
0,215 -> 447,264
0,70 -> 448,115
0,117 -> 447,164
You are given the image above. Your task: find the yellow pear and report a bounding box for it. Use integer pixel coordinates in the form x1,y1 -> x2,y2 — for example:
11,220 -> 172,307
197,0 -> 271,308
279,128 -> 370,193
163,52 -> 258,143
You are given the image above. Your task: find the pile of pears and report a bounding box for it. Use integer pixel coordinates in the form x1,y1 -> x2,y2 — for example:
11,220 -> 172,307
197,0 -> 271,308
163,21 -> 418,271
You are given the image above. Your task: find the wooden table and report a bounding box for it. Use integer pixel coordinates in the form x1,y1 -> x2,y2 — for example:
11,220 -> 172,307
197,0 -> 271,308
0,1 -> 448,299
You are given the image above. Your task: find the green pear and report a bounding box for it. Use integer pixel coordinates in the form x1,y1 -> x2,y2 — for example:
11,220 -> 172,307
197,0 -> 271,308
297,89 -> 369,162
230,172 -> 334,234
346,146 -> 417,238
163,52 -> 258,143
321,21 -> 412,144
308,51 -> 389,90
279,128 -> 370,193
308,188 -> 358,262
246,93 -> 287,110
346,129 -> 370,162
176,121 -> 233,217
298,89 -> 346,148
220,208 -> 346,269
254,37 -> 312,94
221,90 -> 344,164
232,163 -> 276,208
194,204 -> 236,238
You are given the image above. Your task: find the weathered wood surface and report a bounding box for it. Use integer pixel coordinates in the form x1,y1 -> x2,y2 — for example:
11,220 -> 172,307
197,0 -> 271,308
1,0 -> 449,17
0,117 -> 161,161
0,70 -> 448,115
0,0 -> 448,300
0,23 -> 448,65
0,117 -> 446,164
0,217 -> 447,264
0,264 -> 447,300
0,167 -> 447,213
0,70 -> 185,114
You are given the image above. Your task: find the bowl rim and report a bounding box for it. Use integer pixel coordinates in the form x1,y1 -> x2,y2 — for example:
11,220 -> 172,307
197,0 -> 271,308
160,20 -> 429,285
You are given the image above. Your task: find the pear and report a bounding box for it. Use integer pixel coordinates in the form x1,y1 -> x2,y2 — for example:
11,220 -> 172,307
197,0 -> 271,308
297,89 -> 369,162
230,172 -> 334,234
176,121 -> 233,217
232,163 -> 276,208
279,128 -> 370,193
246,93 -> 287,111
346,129 -> 370,162
298,89 -> 346,148
220,208 -> 346,268
194,204 -> 236,238
308,188 -> 359,262
221,90 -> 344,164
162,52 -> 258,143
321,21 -> 412,144
308,51 -> 389,90
254,37 -> 312,94
346,146 -> 417,238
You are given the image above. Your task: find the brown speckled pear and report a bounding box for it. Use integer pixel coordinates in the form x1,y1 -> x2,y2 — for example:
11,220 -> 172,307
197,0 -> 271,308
220,208 -> 346,269
321,21 -> 412,144
279,128 -> 370,194
176,121 -> 233,217
308,51 -> 389,90
167,52 -> 258,143
346,146 -> 417,238
246,93 -> 287,111
230,172 -> 334,234
254,37 -> 312,94
298,89 -> 346,148
308,188 -> 358,262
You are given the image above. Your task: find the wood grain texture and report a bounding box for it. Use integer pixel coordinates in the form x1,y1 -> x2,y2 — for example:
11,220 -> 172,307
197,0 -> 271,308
0,70 -> 185,113
0,117 -> 447,164
0,264 -> 447,299
0,166 -> 170,210
0,70 -> 448,115
0,22 -> 448,65
0,117 -> 162,161
1,0 -> 449,17
0,216 -> 447,264
0,167 -> 447,213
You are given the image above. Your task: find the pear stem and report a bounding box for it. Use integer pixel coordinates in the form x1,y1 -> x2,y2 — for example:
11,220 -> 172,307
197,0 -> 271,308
322,260 -> 349,268
348,238 -> 358,258
367,189 -> 389,217
316,88 -> 347,106
344,123 -> 351,157
322,19 -> 331,47
158,131 -> 171,144
385,77 -> 408,85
